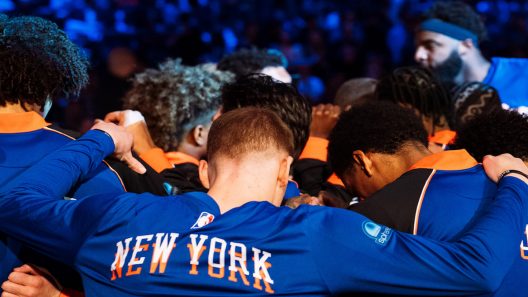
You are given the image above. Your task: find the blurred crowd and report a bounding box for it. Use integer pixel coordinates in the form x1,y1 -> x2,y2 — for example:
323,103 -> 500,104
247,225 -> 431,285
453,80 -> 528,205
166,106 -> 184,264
2,0 -> 528,130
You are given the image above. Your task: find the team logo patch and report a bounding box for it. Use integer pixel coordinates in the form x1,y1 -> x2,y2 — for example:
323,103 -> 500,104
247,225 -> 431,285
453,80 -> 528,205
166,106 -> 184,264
191,212 -> 215,229
362,221 -> 393,246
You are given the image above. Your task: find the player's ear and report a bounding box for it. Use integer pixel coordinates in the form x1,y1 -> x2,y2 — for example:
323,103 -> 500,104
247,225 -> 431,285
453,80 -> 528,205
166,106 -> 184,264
198,160 -> 210,189
278,155 -> 294,188
193,125 -> 208,147
353,150 -> 373,177
458,39 -> 474,57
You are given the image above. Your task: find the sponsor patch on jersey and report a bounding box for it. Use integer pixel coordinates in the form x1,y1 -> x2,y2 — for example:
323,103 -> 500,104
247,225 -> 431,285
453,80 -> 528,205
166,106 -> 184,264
191,212 -> 215,229
362,221 -> 393,246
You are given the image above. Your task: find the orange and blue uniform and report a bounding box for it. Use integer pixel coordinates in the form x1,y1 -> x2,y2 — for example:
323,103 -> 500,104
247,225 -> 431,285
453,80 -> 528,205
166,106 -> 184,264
352,150 -> 528,296
0,130 -> 526,296
0,112 -> 164,290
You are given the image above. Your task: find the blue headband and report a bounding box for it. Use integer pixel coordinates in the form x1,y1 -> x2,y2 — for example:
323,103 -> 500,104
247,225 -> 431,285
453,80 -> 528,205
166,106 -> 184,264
419,19 -> 478,44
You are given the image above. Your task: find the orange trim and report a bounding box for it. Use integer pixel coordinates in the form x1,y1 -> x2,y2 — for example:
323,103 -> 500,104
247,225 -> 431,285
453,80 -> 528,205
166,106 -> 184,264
102,160 -> 127,191
139,148 -> 173,173
165,151 -> 200,166
409,149 -> 478,171
0,111 -> 49,133
428,130 -> 457,146
327,173 -> 344,187
44,126 -> 127,191
43,126 -> 75,140
413,170 -> 436,235
299,137 -> 328,161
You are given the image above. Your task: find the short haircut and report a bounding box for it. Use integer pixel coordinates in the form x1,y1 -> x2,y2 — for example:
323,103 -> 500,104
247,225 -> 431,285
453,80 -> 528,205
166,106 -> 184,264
376,66 -> 452,132
422,1 -> 488,43
328,101 -> 428,178
124,59 -> 234,152
334,78 -> 378,109
221,74 -> 311,159
452,82 -> 501,129
453,109 -> 528,162
208,107 -> 294,161
0,15 -> 89,107
217,48 -> 286,79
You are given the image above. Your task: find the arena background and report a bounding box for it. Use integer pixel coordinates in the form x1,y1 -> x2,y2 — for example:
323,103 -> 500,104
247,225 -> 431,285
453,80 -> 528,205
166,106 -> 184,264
2,0 -> 527,130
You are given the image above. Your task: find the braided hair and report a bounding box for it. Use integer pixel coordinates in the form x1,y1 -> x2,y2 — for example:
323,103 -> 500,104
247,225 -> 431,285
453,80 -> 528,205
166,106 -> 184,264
376,66 -> 453,135
451,82 -> 501,129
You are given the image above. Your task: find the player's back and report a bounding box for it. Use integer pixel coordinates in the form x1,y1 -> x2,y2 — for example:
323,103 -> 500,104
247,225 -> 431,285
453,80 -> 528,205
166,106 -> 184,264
75,191 -> 331,296
418,167 -> 527,297
352,149 -> 528,297
0,111 -> 126,286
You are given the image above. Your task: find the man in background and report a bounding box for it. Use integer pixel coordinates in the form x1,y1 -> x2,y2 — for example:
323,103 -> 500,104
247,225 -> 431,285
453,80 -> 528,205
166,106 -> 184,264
415,1 -> 528,112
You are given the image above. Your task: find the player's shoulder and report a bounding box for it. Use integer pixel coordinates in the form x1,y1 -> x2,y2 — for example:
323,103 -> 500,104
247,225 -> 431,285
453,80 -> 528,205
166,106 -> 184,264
42,124 -> 81,140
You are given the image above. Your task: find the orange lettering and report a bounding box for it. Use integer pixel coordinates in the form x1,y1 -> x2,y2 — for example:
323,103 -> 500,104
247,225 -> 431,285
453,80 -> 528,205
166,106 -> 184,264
187,244 -> 207,275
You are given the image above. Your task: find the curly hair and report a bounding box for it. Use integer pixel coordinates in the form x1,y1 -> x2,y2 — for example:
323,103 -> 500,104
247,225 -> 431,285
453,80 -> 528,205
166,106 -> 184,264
328,101 -> 428,178
376,66 -> 453,134
0,15 -> 88,107
422,1 -> 488,43
451,82 -> 501,129
221,74 -> 311,159
217,48 -> 286,79
124,59 -> 234,152
453,109 -> 528,162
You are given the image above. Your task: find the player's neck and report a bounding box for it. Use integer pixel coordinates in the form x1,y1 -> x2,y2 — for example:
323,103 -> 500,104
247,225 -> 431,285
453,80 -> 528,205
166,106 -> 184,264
206,155 -> 285,214
398,142 -> 432,170
0,102 -> 41,114
463,53 -> 490,83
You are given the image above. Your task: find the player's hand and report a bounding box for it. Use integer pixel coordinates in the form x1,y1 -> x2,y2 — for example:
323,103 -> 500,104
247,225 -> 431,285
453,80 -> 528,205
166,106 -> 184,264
310,104 -> 341,139
1,264 -> 60,297
104,110 -> 158,155
284,194 -> 323,209
104,110 -> 145,127
91,120 -> 147,174
482,154 -> 528,184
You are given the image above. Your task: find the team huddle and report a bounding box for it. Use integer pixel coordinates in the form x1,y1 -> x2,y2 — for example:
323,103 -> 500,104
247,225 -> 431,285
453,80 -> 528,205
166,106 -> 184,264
1,1 -> 528,297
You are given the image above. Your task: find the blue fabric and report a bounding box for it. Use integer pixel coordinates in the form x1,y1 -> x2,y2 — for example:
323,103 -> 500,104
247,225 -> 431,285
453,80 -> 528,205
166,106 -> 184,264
284,180 -> 301,199
0,127 -> 124,284
418,166 -> 528,297
483,57 -> 528,109
0,132 -> 527,296
419,19 -> 478,44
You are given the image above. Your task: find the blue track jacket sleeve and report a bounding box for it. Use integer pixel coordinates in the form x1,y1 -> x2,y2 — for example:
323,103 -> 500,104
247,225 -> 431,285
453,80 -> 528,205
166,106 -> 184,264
307,176 -> 528,295
0,130 -> 120,265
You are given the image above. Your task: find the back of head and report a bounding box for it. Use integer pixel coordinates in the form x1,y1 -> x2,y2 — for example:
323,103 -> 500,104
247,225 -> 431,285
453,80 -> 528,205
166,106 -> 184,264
376,66 -> 452,132
422,1 -> 487,44
328,101 -> 428,178
124,59 -> 234,152
208,107 -> 294,162
0,15 -> 88,107
217,48 -> 286,79
453,109 -> 528,162
452,82 -> 501,129
221,74 -> 311,159
334,78 -> 378,109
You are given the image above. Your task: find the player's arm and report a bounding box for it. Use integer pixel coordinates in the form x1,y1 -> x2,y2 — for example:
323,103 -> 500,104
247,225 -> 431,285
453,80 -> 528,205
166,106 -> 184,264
307,154 -> 528,295
0,123 -> 140,265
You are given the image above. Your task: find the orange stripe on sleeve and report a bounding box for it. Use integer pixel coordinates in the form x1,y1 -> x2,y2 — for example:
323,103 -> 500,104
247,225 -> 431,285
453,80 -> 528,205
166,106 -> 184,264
413,170 -> 436,235
139,148 -> 173,173
299,137 -> 329,161
327,173 -> 344,187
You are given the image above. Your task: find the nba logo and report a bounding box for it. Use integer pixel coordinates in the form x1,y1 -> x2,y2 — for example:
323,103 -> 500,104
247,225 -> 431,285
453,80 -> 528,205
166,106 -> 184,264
191,212 -> 215,229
